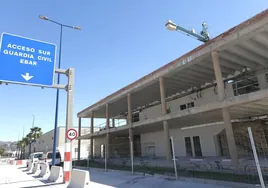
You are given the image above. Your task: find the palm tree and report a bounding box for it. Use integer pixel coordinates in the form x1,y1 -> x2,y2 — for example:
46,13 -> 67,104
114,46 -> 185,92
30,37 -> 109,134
26,132 -> 34,156
16,140 -> 22,159
30,127 -> 42,140
17,137 -> 28,159
22,137 -> 29,159
27,127 -> 42,155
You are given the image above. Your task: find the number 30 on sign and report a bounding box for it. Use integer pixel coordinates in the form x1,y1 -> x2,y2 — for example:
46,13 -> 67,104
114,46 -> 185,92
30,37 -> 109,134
66,128 -> 78,141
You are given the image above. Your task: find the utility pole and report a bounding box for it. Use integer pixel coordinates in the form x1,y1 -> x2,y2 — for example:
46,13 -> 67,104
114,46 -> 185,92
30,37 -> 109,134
32,115 -> 35,128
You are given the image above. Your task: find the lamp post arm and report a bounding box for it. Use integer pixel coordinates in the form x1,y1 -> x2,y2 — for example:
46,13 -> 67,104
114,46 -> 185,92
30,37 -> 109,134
175,25 -> 208,42
62,24 -> 76,29
47,19 -> 75,29
47,19 -> 62,26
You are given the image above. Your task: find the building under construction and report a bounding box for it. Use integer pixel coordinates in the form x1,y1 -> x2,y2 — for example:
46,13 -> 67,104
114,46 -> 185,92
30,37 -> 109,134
77,9 -> 268,166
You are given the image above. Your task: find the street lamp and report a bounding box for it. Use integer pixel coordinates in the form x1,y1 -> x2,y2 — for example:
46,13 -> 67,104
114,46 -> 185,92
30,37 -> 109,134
39,15 -> 81,166
165,20 -> 210,43
32,115 -> 35,128
165,20 -> 177,31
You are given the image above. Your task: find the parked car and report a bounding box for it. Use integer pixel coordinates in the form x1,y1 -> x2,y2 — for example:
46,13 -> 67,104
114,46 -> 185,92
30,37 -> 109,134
40,150 -> 62,167
26,152 -> 43,167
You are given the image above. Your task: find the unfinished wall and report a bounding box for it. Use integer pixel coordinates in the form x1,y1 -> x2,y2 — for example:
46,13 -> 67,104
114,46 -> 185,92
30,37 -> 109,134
35,129 -> 54,152
93,135 -> 106,157
139,84 -> 234,122
218,120 -> 268,158
110,136 -> 130,158
140,120 -> 268,158
140,123 -> 224,157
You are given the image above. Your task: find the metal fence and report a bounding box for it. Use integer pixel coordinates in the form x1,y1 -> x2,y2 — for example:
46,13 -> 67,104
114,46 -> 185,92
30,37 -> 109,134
72,126 -> 268,187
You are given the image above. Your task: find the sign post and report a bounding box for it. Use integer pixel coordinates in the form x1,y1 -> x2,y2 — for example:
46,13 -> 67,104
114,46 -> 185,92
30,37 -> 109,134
64,69 -> 75,182
0,33 -> 74,183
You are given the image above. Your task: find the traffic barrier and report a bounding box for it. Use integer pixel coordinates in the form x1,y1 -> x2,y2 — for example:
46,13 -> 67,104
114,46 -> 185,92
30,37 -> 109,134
67,169 -> 90,188
9,159 -> 15,165
64,142 -> 71,182
16,160 -> 27,167
26,162 -> 32,171
32,163 -> 38,173
32,163 -> 41,175
7,158 -> 16,165
47,166 -> 63,183
26,162 -> 35,172
22,159 -> 27,167
39,162 -> 50,179
26,162 -> 31,171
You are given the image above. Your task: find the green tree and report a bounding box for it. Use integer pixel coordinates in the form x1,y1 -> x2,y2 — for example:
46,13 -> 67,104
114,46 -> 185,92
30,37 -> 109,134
26,127 -> 42,155
0,146 -> 5,156
17,138 -> 27,159
30,127 -> 42,141
21,137 -> 29,159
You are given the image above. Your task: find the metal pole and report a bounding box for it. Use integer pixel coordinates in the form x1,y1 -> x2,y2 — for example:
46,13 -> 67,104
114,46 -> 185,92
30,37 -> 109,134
63,68 -> 74,183
77,118 -> 81,160
130,141 -> 134,175
248,127 -> 265,188
32,115 -> 35,128
105,144 -> 107,172
52,24 -> 63,166
170,136 -> 178,180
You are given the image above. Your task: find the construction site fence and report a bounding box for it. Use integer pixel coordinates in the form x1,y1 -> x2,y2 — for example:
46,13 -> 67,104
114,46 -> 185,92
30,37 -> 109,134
72,127 -> 268,187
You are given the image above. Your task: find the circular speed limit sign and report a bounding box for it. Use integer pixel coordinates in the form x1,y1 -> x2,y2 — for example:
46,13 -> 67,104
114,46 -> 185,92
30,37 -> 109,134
66,128 -> 78,141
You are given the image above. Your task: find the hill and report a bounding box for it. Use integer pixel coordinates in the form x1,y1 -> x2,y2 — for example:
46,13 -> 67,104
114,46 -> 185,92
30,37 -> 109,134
0,141 -> 17,151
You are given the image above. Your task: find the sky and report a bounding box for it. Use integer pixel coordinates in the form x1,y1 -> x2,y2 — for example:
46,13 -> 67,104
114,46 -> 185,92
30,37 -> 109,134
0,0 -> 267,141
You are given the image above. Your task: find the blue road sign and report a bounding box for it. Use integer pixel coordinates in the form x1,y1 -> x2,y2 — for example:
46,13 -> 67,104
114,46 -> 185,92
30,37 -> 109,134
0,33 -> 57,87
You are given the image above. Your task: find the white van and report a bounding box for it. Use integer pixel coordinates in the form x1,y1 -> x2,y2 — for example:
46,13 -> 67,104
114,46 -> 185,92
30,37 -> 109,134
26,152 -> 43,167
41,150 -> 62,166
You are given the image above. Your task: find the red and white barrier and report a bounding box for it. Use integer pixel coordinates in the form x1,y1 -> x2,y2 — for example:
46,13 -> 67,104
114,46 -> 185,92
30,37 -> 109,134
64,142 -> 71,182
16,160 -> 27,167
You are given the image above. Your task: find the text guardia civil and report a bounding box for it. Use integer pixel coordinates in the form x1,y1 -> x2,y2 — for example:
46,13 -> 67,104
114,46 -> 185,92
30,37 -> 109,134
2,44 -> 53,66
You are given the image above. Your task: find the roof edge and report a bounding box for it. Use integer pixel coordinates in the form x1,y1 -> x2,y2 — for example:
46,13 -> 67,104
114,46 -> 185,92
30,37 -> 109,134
77,8 -> 268,118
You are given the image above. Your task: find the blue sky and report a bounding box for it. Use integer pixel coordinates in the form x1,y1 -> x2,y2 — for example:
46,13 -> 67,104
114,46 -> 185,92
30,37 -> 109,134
0,0 -> 267,141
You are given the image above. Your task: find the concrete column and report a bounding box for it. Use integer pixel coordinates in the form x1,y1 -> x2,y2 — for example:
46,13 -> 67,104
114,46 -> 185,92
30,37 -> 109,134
212,51 -> 238,165
211,52 -> 225,101
106,104 -> 110,159
112,118 -> 115,128
106,133 -> 110,159
77,117 -> 81,160
159,77 -> 172,162
257,73 -> 268,90
90,112 -> 94,159
127,93 -> 132,124
222,107 -> 238,161
106,104 -> 110,129
127,93 -> 133,157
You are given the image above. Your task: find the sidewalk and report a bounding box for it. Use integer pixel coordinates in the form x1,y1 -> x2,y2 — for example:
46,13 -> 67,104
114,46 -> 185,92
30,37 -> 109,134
0,163 -> 258,188
75,167 -> 253,188
0,164 -> 45,188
